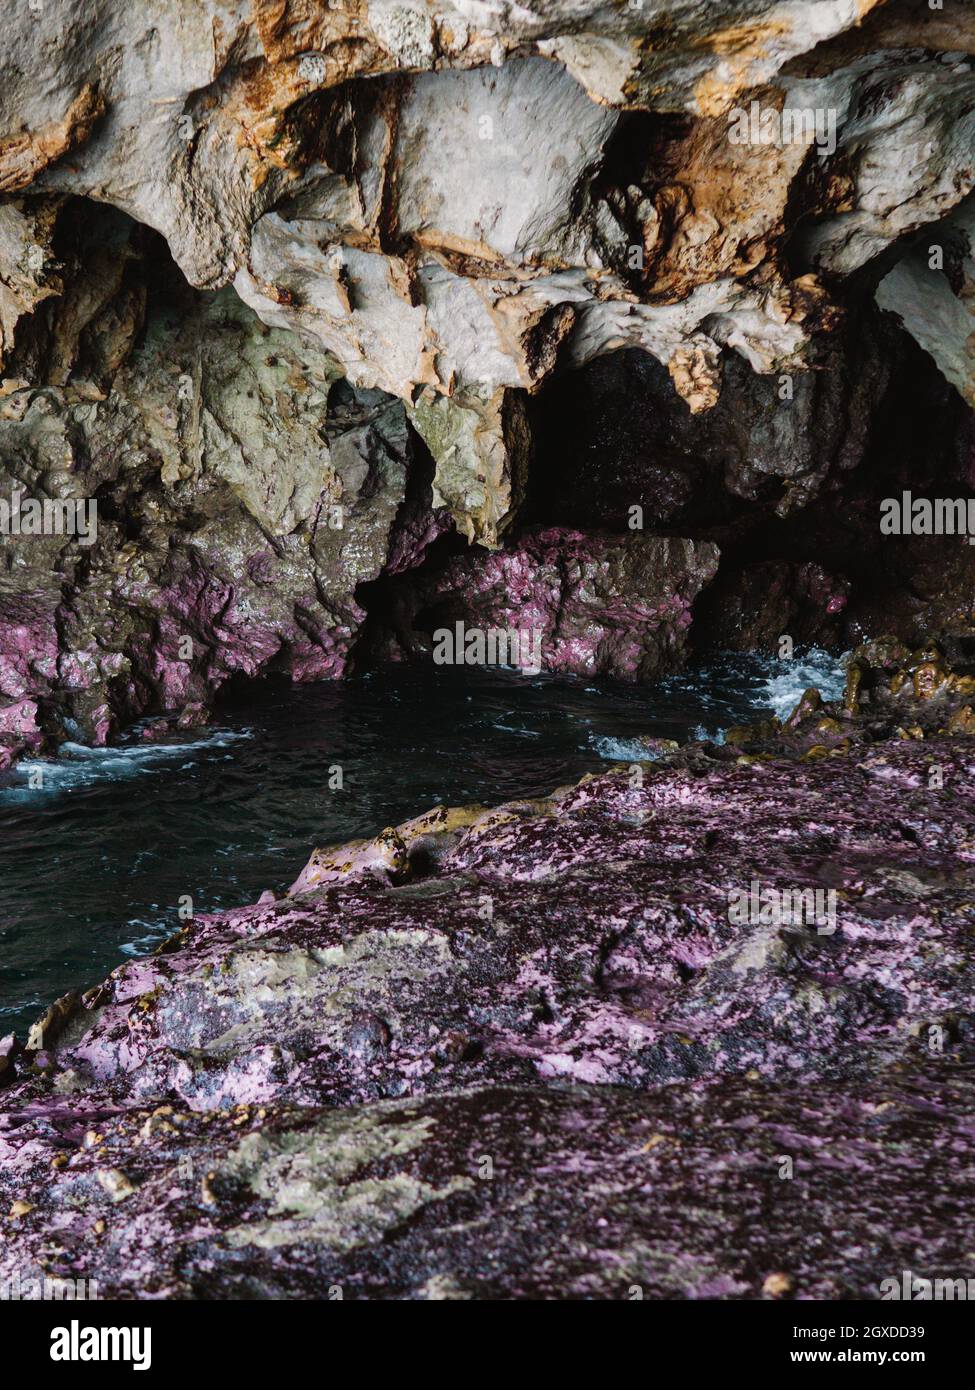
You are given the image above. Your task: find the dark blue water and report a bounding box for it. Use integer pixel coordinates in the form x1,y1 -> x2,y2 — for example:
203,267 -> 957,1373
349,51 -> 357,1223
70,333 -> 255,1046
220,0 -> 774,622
0,652 -> 845,1037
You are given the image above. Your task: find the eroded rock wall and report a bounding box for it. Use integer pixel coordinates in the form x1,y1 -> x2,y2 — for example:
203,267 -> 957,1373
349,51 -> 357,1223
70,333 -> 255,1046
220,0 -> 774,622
0,204 -> 428,761
1,1 -> 975,754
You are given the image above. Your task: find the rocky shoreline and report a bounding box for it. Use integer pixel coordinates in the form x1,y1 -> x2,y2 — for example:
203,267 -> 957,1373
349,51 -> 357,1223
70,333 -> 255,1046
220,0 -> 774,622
2,648 -> 974,1299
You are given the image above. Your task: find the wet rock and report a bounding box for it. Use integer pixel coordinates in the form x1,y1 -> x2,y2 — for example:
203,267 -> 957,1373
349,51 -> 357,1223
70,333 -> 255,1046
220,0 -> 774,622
3,0 -> 975,1305
25,991 -> 79,1054
694,561 -> 852,654
0,9 -> 972,744
1,721 -> 974,1295
412,528 -> 719,681
1,1066 -> 972,1300
290,827 -> 410,894
2,737 -> 973,1109
0,212 -> 428,763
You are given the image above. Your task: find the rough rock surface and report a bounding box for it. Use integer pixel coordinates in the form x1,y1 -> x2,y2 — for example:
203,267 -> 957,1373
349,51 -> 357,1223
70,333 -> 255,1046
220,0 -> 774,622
0,206 -> 443,761
2,685 -> 975,1296
2,1066 -> 972,1301
22,735 -> 975,1106
3,0 -> 975,1303
411,527 -> 720,680
2,3 -> 975,735
3,1 -> 974,534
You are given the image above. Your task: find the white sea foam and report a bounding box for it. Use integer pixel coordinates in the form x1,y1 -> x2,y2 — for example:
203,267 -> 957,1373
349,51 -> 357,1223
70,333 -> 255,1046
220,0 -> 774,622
691,725 -> 727,745
1,729 -> 252,799
760,648 -> 848,721
591,736 -> 660,761
590,648 -> 848,759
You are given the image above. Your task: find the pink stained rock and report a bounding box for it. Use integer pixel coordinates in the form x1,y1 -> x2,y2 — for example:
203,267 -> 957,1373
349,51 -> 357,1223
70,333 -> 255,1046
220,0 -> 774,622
0,697 -> 40,738
0,738 -> 974,1298
419,528 -> 720,682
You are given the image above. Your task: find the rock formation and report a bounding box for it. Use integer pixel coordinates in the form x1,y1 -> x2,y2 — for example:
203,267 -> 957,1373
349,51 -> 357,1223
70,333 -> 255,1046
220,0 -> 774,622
1,0 -> 975,1301
2,0 -> 975,755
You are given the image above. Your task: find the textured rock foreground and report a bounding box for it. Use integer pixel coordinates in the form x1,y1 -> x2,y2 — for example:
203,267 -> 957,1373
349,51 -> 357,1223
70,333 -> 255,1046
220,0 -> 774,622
2,729 -> 974,1297
2,1069 -> 973,1301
